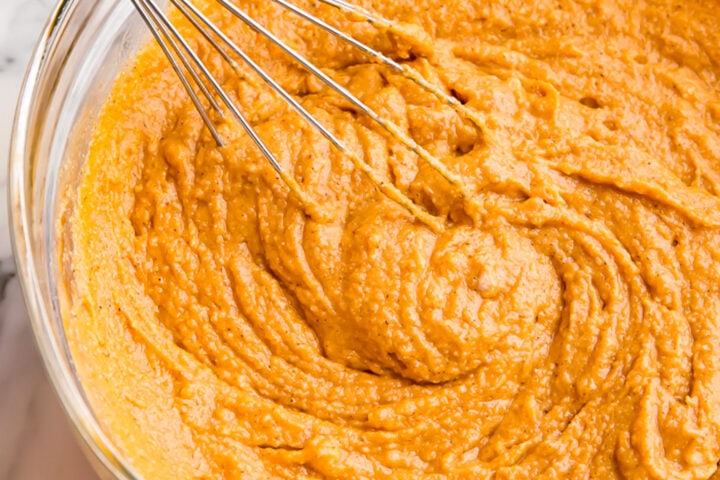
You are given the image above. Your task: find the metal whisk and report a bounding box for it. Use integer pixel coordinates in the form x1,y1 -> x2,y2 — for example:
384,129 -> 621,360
129,0 -> 483,231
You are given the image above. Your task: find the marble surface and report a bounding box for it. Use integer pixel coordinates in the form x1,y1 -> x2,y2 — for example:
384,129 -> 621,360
1,0 -> 98,478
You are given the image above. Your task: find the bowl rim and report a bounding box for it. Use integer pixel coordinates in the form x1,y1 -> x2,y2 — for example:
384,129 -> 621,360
8,0 -> 139,478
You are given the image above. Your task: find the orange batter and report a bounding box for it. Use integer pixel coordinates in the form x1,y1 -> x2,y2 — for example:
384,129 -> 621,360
61,0 -> 720,477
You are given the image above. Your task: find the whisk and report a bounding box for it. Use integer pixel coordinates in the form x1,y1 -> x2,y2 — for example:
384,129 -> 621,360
128,0 -> 483,231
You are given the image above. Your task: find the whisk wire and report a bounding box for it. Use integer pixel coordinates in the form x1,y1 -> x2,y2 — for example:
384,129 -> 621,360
171,0 -> 237,67
131,0 -> 478,231
130,0 -> 223,144
217,0 -> 467,192
137,0 -> 292,174
172,0 -> 347,153
269,0 -> 399,70
316,0 -> 393,28
306,0 -> 488,131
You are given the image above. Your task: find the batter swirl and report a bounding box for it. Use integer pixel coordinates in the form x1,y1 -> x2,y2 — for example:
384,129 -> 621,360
63,0 -> 720,478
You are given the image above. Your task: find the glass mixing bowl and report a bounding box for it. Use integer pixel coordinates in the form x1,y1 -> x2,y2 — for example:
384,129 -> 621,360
9,0 -> 150,477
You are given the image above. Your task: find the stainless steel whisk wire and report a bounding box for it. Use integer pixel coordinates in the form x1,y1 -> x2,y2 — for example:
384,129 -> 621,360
129,0 -> 484,232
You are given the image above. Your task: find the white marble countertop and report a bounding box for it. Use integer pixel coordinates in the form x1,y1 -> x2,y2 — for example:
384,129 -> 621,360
1,0 -> 98,478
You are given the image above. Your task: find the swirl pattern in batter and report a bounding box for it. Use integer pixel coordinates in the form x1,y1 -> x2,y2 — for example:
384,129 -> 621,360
62,0 -> 720,478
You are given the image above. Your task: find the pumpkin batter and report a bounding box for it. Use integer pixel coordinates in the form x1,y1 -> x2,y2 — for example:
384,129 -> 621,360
61,0 -> 720,478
